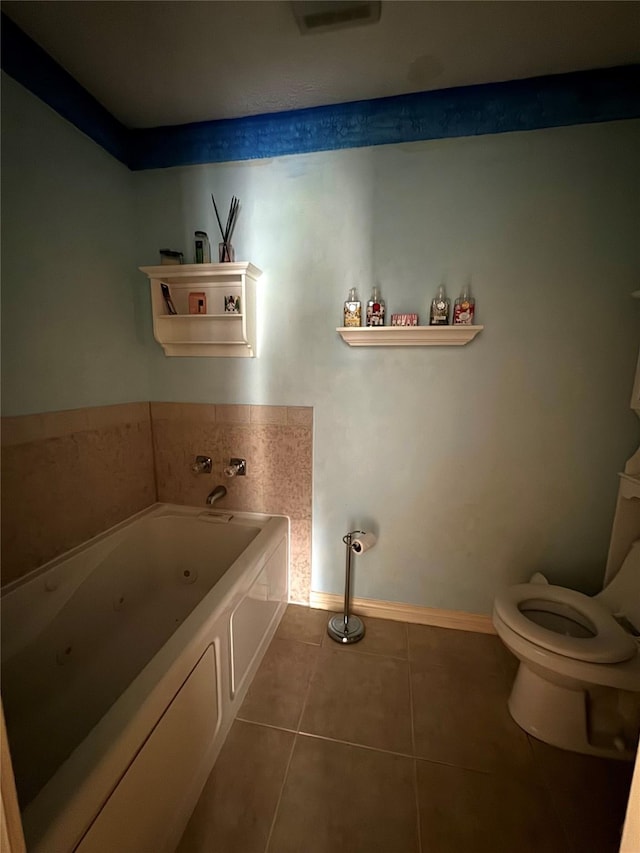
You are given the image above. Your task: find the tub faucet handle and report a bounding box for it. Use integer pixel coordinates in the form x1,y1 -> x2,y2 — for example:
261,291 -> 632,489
224,458 -> 246,478
192,455 -> 212,474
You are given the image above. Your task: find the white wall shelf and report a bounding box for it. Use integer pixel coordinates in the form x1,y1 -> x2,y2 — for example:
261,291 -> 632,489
140,262 -> 262,357
336,325 -> 483,347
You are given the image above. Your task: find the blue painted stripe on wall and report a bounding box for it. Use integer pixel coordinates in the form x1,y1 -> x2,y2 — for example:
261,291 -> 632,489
1,13 -> 130,165
2,11 -> 639,171
129,65 -> 640,169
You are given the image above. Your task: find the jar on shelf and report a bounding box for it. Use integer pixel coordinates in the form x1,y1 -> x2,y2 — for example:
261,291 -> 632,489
194,231 -> 211,264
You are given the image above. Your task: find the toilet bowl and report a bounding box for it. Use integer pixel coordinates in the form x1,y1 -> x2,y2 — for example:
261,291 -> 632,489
493,542 -> 640,760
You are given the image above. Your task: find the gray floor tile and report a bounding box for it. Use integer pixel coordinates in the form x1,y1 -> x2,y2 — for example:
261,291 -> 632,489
276,604 -> 328,645
416,757 -> 567,853
300,645 -> 413,754
411,656 -> 533,775
529,735 -> 634,853
268,735 -> 419,853
238,637 -> 318,730
176,720 -> 294,853
322,614 -> 409,659
408,623 -> 510,684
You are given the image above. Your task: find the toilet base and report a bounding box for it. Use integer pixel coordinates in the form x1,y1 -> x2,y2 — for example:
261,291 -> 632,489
508,662 -> 637,760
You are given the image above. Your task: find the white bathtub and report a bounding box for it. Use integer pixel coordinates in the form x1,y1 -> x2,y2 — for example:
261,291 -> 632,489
1,503 -> 289,853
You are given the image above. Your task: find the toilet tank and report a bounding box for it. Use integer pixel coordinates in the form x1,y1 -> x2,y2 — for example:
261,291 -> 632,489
597,540 -> 640,631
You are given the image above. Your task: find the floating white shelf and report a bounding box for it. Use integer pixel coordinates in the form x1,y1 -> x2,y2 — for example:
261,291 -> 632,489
336,325 -> 483,347
140,262 -> 262,357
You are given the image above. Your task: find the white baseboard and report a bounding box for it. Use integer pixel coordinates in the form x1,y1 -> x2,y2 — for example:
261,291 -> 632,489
308,591 -> 495,635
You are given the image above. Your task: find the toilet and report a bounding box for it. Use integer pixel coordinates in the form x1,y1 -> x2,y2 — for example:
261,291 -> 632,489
493,541 -> 640,760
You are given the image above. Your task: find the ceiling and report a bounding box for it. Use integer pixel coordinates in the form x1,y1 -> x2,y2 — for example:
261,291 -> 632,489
3,0 -> 640,129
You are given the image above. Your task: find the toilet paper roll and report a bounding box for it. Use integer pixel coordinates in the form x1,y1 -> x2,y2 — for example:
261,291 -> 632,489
351,532 -> 377,554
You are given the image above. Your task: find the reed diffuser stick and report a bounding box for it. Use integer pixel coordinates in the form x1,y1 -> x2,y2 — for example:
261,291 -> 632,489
211,194 -> 225,243
211,194 -> 240,261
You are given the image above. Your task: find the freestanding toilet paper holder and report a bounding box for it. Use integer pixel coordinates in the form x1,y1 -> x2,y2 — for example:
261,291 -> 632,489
327,530 -> 370,644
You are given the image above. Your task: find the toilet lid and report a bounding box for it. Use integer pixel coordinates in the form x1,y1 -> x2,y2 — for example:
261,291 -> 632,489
494,584 -> 638,663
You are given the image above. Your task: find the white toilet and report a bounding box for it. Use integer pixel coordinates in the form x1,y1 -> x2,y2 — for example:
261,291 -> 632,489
493,541 -> 640,760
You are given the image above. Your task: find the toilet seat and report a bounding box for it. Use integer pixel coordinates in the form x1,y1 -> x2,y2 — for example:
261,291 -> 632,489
493,583 -> 638,664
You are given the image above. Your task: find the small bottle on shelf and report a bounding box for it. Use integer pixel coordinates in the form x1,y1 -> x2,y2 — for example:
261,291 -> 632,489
343,288 -> 361,327
194,231 -> 211,264
453,283 -> 476,325
429,285 -> 450,325
366,286 -> 386,326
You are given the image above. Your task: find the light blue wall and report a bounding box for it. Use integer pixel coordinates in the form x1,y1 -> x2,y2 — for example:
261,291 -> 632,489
1,74 -> 148,415
2,74 -> 639,614
135,120 -> 640,613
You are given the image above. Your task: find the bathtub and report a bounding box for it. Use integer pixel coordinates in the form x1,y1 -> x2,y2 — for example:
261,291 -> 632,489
1,503 -> 289,853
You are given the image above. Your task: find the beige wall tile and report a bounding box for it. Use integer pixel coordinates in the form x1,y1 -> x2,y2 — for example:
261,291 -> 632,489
1,412 -> 155,586
289,518 -> 312,605
1,415 -> 46,447
250,405 -> 288,425
2,404 -> 150,447
150,402 -> 215,423
286,407 -> 313,428
215,404 -> 250,424
149,402 -> 186,422
85,402 -> 150,430
40,408 -> 90,439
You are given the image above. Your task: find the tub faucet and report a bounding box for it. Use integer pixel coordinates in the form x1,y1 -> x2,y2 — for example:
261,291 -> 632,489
206,485 -> 227,506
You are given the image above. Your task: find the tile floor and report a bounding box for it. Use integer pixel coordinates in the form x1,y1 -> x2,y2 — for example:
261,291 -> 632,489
177,606 -> 634,853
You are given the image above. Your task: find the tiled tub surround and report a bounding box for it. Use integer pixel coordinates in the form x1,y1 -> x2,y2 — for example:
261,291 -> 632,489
1,402 -> 312,602
1,403 -> 155,586
150,403 -> 312,604
178,606 -> 635,853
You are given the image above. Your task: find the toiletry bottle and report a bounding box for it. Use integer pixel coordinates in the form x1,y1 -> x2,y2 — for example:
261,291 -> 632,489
194,231 -> 211,264
366,286 -> 386,326
429,285 -> 450,325
344,288 -> 361,327
453,284 -> 476,325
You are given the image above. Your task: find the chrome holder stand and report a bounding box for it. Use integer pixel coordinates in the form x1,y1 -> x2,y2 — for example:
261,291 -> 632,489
327,530 -> 366,644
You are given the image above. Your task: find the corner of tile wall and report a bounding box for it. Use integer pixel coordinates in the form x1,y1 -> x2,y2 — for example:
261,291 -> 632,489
1,403 -> 156,586
149,402 -> 313,603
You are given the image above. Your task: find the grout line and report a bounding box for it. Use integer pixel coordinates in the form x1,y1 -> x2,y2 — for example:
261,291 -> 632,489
239,713 -> 502,780
296,730 -> 416,761
147,401 -> 160,502
320,633 -> 409,662
263,730 -> 298,853
275,637 -> 323,649
406,622 -> 423,853
413,758 -> 423,853
525,734 -> 576,853
237,716 -> 498,778
234,716 -> 298,735
294,639 -> 322,732
407,622 -> 416,755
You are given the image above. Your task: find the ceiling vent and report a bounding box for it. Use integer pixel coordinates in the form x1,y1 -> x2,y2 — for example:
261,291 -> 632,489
291,1 -> 381,34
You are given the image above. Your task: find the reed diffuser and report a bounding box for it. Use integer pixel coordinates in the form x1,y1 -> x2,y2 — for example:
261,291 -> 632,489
211,194 -> 239,262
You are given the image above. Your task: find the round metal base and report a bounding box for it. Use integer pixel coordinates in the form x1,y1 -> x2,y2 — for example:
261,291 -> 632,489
327,614 -> 366,644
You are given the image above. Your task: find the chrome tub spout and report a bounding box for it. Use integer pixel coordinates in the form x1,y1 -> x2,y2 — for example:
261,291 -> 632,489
206,485 -> 227,506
